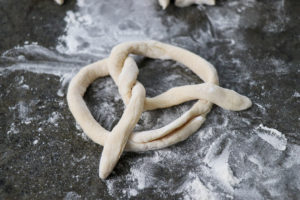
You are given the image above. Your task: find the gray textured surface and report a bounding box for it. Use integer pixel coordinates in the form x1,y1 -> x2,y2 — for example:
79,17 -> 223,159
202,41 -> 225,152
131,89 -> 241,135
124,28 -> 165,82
0,0 -> 299,199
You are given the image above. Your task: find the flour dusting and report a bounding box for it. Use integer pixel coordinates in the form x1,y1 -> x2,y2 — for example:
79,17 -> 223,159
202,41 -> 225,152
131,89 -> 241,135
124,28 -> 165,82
255,124 -> 287,151
48,112 -> 62,127
63,191 -> 81,200
7,123 -> 19,135
293,91 -> 300,98
177,172 -> 216,200
204,138 -> 239,192
56,0 -> 188,56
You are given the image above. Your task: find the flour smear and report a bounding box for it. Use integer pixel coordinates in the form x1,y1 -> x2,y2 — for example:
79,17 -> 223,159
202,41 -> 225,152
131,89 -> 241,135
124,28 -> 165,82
255,124 -> 287,151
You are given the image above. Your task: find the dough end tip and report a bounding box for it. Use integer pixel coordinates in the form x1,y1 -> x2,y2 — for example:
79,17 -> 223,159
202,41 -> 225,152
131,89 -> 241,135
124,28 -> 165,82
99,169 -> 109,180
238,97 -> 252,111
244,97 -> 252,110
54,0 -> 64,5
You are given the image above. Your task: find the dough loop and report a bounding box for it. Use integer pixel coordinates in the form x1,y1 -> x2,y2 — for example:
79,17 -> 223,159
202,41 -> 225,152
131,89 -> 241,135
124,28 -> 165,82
67,41 -> 252,179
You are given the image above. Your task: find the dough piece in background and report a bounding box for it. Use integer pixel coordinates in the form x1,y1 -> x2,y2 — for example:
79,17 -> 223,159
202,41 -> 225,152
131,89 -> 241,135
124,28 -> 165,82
158,0 -> 215,9
54,0 -> 64,5
159,0 -> 170,9
54,0 -> 215,9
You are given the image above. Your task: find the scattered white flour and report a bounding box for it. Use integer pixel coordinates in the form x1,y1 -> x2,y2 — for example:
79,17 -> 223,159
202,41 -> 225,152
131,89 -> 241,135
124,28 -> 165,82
255,124 -> 287,151
105,149 -> 180,198
48,112 -> 61,127
18,101 -> 28,119
176,172 -> 216,200
7,122 -> 19,135
255,103 -> 266,112
56,0 -> 188,56
129,167 -> 147,190
72,155 -> 87,162
33,139 -> 39,145
262,1 -> 288,33
57,72 -> 76,97
17,76 -> 24,84
105,179 -> 118,197
63,191 -> 81,200
248,155 -> 263,173
293,91 -> 300,98
0,43 -> 87,98
75,123 -> 89,141
129,188 -> 138,196
164,73 -> 182,82
17,101 -> 33,124
198,127 -> 214,141
206,8 -> 240,32
1,61 -> 80,77
204,139 -> 239,192
268,57 -> 291,75
20,84 -> 30,90
283,144 -> 300,168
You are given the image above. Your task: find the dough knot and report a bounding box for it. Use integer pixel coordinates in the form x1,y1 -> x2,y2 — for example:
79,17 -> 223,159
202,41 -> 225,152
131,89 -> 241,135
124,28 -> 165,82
67,41 -> 252,179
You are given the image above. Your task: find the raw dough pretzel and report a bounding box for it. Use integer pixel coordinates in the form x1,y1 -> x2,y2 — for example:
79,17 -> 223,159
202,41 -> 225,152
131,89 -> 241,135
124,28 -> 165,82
67,41 -> 252,179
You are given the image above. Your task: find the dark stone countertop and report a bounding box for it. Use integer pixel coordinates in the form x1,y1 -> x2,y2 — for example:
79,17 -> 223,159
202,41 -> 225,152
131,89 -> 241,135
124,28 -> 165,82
0,0 -> 299,199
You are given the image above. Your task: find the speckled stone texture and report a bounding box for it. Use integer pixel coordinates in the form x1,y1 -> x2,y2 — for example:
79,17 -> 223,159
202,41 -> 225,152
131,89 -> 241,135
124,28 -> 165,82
0,0 -> 299,199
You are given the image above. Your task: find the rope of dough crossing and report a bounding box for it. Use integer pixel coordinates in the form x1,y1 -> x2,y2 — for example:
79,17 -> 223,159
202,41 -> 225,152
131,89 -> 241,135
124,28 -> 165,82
67,41 -> 252,179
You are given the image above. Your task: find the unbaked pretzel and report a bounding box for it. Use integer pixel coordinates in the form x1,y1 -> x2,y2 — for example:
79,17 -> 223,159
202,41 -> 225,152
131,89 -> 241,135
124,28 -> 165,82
67,41 -> 252,179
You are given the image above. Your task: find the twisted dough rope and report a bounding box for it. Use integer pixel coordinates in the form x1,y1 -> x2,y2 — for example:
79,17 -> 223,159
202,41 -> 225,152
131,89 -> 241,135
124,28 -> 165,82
67,41 -> 252,179
54,0 -> 215,9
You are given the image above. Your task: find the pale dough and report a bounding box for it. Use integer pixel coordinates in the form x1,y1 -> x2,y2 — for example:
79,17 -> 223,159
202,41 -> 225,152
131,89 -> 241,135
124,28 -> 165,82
54,0 -> 63,5
67,40 -> 252,179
